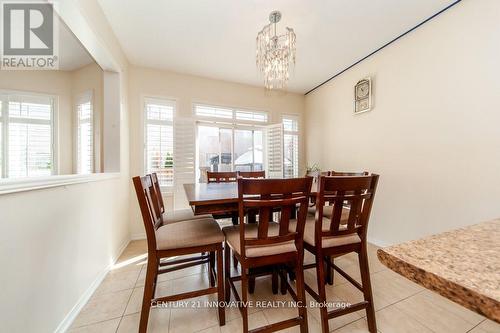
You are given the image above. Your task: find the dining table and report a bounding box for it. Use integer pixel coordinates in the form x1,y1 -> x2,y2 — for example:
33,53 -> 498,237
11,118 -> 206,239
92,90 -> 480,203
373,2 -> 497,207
377,219 -> 500,323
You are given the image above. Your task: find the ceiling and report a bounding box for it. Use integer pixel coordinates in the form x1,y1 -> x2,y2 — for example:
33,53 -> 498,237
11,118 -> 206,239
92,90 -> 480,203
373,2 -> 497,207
58,20 -> 95,71
97,0 -> 457,93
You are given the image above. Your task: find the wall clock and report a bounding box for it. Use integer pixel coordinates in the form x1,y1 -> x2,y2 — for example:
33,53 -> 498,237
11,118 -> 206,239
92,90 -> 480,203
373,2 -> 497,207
354,77 -> 372,114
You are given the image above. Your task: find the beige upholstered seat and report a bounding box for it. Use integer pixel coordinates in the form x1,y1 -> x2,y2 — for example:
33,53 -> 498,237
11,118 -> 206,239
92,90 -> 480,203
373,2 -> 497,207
223,223 -> 297,258
163,208 -> 211,224
308,205 -> 333,218
156,218 -> 224,250
290,215 -> 361,248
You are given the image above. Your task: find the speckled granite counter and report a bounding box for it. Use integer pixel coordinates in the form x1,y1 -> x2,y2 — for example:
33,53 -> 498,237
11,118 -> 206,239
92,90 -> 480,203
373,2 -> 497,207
377,219 -> 500,323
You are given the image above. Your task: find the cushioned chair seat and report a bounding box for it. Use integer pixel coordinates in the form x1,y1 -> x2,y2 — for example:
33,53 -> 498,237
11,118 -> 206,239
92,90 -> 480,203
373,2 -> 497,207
307,205 -> 334,218
223,223 -> 297,258
156,218 -> 223,250
163,208 -> 211,224
289,216 -> 361,248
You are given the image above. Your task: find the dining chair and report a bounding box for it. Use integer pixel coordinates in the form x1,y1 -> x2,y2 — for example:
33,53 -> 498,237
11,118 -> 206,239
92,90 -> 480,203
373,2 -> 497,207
151,172 -> 211,224
133,175 -> 226,333
302,174 -> 379,333
223,177 -> 312,333
207,171 -> 238,183
237,170 -> 265,178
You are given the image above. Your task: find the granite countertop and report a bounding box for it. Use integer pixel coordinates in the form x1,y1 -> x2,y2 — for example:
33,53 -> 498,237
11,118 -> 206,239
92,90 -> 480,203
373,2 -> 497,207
377,219 -> 500,323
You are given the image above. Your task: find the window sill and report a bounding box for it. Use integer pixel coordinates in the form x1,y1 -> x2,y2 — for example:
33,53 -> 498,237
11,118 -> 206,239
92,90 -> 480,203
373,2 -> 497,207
0,172 -> 121,195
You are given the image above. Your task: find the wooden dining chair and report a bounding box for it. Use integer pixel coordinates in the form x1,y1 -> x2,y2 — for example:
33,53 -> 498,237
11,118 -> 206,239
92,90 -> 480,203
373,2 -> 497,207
151,172 -> 211,224
207,171 -> 238,183
237,170 -> 265,178
303,174 -> 379,333
133,175 -> 226,333
223,177 -> 312,333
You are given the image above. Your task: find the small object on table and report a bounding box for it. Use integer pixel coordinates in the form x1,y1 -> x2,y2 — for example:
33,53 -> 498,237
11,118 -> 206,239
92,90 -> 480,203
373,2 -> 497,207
377,219 -> 500,323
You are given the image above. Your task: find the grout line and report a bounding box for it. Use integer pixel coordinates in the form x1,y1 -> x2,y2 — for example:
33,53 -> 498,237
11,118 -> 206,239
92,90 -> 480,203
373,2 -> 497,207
466,319 -> 486,333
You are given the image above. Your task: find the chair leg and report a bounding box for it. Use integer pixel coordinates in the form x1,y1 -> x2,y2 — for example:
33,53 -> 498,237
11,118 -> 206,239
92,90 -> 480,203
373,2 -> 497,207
241,268 -> 249,333
217,247 -> 226,326
139,256 -> 158,333
325,256 -> 333,285
295,259 -> 309,333
359,245 -> 377,333
280,269 -> 287,295
224,242 -> 231,302
272,269 -> 279,294
315,253 -> 329,333
249,276 -> 256,294
209,251 -> 216,287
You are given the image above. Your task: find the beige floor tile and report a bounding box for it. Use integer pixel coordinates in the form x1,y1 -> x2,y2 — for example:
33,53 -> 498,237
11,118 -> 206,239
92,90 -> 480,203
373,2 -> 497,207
394,292 -> 486,333
71,289 -> 132,328
376,304 -> 433,333
370,269 -> 423,310
135,259 -> 209,287
67,318 -> 120,333
94,268 -> 141,296
125,281 -> 173,315
331,318 -> 373,333
117,308 -> 171,333
469,319 -> 500,333
418,290 -> 484,325
168,295 -> 221,333
196,325 -> 222,333
220,311 -> 268,333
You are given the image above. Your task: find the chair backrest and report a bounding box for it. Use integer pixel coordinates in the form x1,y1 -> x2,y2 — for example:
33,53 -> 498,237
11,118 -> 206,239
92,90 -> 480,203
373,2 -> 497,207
237,170 -> 265,178
315,174 -> 379,242
237,177 -> 312,258
207,171 -> 238,183
133,175 -> 162,251
151,172 -> 165,215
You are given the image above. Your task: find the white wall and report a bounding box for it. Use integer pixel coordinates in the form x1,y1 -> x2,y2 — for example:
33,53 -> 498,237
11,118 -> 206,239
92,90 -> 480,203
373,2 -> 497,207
305,0 -> 500,245
0,0 -> 131,332
128,66 -> 306,238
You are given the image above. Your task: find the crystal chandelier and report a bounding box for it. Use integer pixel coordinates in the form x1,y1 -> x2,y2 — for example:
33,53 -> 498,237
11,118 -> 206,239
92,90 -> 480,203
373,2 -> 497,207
256,11 -> 296,90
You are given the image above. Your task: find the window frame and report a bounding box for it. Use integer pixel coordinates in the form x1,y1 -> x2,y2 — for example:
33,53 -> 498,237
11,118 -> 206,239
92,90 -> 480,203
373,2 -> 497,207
0,89 -> 58,179
193,102 -> 269,125
143,96 -> 176,190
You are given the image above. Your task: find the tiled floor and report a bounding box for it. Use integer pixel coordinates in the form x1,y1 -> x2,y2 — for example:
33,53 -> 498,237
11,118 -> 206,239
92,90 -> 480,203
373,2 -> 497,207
69,239 -> 500,333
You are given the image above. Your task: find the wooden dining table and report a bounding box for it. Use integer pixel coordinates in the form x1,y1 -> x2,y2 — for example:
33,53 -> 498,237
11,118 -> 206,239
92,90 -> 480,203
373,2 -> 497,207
183,181 -> 319,217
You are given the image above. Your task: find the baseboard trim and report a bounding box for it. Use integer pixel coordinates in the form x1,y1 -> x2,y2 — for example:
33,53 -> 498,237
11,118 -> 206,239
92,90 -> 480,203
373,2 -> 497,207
367,236 -> 392,248
54,238 -> 130,333
131,232 -> 146,240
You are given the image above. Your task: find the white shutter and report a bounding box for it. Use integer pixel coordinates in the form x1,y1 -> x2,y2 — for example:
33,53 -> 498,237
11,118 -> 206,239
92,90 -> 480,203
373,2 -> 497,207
264,123 -> 284,178
6,95 -> 53,178
144,98 -> 174,187
173,117 -> 196,209
283,115 -> 299,178
76,92 -> 94,174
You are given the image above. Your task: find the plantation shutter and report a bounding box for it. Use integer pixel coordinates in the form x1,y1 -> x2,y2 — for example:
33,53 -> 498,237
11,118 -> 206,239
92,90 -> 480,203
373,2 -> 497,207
144,98 -> 174,187
173,117 -> 196,209
283,116 -> 299,178
6,94 -> 54,178
264,123 -> 284,178
76,92 -> 94,174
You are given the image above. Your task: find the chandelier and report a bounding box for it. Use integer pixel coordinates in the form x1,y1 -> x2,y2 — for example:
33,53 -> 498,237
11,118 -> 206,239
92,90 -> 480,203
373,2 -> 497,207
256,11 -> 296,90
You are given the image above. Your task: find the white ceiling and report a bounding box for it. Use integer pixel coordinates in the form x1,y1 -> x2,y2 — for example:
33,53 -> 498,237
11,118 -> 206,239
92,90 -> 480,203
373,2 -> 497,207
58,20 -> 95,71
97,0 -> 456,93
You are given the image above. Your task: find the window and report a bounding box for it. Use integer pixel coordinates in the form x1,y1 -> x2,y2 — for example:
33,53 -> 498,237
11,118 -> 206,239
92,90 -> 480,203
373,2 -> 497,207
76,92 -> 93,174
144,98 -> 174,187
283,115 -> 299,178
0,92 -> 55,178
194,104 -> 268,123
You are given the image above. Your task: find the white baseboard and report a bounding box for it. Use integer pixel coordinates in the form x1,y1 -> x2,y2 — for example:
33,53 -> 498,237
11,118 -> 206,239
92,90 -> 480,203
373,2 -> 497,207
367,236 -> 392,248
131,232 -> 146,240
54,238 -> 130,333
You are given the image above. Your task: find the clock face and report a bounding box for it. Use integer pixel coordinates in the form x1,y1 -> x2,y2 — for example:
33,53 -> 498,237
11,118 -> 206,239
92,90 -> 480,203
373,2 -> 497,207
356,81 -> 370,99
